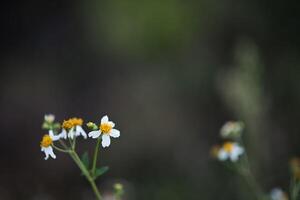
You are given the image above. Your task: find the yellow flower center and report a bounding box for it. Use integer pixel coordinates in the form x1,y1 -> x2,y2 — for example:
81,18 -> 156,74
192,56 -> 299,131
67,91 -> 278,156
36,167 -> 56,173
40,134 -> 53,147
100,123 -> 112,134
62,117 -> 83,129
223,142 -> 234,153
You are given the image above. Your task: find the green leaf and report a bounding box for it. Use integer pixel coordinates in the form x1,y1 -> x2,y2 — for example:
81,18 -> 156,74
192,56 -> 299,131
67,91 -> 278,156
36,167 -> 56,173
94,166 -> 109,179
81,152 -> 90,169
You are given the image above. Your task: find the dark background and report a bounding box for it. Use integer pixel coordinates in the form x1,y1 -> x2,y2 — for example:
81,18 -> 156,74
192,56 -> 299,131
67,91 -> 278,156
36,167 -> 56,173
0,0 -> 300,199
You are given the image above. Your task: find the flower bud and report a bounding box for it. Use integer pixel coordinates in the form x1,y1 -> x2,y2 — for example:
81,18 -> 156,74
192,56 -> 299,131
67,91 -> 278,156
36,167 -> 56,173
86,122 -> 98,130
44,114 -> 55,123
113,183 -> 124,198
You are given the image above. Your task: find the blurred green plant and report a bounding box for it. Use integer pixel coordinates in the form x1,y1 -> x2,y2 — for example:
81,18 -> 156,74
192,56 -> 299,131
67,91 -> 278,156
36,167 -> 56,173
83,0 -> 199,57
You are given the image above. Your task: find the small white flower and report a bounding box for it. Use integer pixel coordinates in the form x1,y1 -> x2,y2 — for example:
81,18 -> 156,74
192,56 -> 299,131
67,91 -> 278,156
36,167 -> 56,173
220,121 -> 244,139
270,188 -> 288,200
88,115 -> 120,148
218,142 -> 244,162
62,118 -> 87,139
40,130 -> 60,160
44,114 -> 55,123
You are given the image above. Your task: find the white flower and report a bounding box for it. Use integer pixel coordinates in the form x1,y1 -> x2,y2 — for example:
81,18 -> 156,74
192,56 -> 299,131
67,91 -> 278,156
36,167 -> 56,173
44,114 -> 55,123
270,188 -> 288,200
88,115 -> 120,148
218,142 -> 244,162
40,130 -> 60,160
220,121 -> 244,139
62,118 -> 87,139
67,125 -> 87,139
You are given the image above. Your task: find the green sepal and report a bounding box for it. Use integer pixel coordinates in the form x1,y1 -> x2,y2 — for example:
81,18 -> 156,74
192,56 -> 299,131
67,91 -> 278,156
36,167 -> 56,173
42,122 -> 50,130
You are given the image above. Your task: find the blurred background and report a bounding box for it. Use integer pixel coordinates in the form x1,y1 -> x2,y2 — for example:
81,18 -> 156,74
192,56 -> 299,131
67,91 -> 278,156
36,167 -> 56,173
0,0 -> 300,199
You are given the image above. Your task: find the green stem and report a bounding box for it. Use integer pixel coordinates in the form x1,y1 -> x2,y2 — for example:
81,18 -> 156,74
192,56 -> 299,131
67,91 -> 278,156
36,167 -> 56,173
69,151 -> 102,200
291,178 -> 300,200
92,137 -> 101,176
52,144 -> 71,153
72,136 -> 77,150
237,138 -> 264,200
239,168 -> 264,200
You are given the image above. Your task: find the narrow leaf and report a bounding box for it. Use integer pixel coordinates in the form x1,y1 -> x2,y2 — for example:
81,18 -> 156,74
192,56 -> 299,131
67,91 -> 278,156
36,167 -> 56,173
81,152 -> 89,169
94,166 -> 109,179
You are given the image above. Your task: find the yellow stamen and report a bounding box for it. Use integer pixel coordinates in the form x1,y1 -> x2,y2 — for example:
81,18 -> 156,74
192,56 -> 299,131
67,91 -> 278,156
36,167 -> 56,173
223,142 -> 234,153
71,118 -> 83,126
100,123 -> 112,134
40,135 -> 53,147
62,117 -> 83,129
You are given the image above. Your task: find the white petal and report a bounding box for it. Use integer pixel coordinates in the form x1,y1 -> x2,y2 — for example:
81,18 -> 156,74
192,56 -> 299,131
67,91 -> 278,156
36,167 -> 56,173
76,126 -> 87,139
49,130 -> 60,141
68,128 -> 75,139
102,134 -> 111,147
230,146 -> 244,161
48,147 -> 56,159
218,149 -> 228,161
44,147 -> 56,160
109,129 -> 120,138
44,152 -> 49,160
230,153 -> 239,162
59,129 -> 67,139
101,115 -> 109,124
88,131 -> 101,138
108,121 -> 115,128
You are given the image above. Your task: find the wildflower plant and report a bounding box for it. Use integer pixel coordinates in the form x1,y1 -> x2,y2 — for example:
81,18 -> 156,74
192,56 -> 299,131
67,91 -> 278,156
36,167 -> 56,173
39,114 -> 121,200
211,121 -> 265,200
210,121 -> 300,200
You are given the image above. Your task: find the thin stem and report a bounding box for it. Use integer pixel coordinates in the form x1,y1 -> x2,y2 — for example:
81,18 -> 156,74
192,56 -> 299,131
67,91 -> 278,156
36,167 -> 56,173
72,136 -> 77,150
69,151 -> 103,200
59,139 -> 68,149
238,167 -> 264,200
52,144 -> 71,153
290,177 -> 300,200
92,137 -> 101,176
237,138 -> 264,200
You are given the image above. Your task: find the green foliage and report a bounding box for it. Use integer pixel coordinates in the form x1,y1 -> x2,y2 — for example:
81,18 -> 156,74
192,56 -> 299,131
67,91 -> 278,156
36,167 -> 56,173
94,166 -> 109,179
81,151 -> 90,169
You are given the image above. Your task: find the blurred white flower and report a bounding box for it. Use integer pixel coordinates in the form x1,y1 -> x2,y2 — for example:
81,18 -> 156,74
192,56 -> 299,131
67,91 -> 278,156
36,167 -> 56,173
44,114 -> 55,123
40,131 -> 60,160
62,118 -> 87,139
270,188 -> 288,200
88,115 -> 120,148
220,121 -> 244,139
218,142 -> 244,162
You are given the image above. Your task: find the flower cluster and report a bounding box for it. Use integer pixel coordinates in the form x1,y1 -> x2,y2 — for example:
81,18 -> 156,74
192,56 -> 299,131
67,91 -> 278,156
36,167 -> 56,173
40,114 -> 120,160
211,121 -> 245,162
